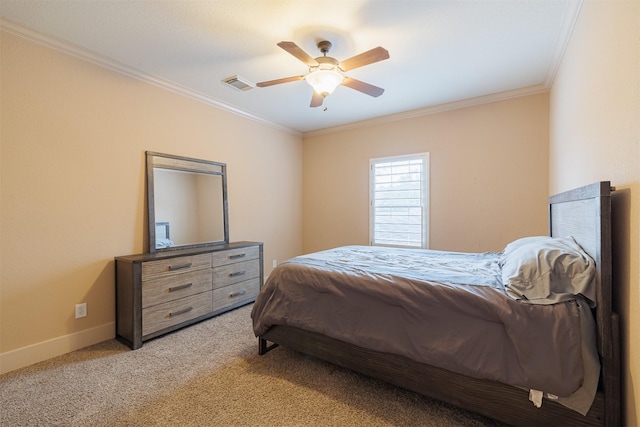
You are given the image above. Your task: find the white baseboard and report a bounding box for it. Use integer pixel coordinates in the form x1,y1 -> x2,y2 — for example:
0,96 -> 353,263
0,322 -> 115,375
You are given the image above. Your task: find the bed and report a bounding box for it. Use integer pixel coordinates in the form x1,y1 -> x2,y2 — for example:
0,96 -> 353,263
251,181 -> 619,426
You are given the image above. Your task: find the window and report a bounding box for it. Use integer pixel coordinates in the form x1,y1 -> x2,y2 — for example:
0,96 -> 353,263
369,153 -> 429,248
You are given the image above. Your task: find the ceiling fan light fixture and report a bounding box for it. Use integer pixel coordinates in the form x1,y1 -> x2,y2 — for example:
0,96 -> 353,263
305,69 -> 344,97
256,40 -> 388,108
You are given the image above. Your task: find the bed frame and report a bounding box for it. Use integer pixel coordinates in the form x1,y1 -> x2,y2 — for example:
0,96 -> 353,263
258,181 -> 620,426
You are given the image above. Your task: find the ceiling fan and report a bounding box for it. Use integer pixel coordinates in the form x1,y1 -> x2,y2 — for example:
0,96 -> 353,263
256,40 -> 390,108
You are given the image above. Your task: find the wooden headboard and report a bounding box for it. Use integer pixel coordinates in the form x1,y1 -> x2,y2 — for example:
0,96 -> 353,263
548,181 -> 619,425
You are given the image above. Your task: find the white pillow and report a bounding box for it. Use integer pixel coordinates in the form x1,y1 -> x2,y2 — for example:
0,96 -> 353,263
500,236 -> 596,305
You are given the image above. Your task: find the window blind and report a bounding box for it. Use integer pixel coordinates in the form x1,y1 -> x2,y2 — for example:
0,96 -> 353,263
370,154 -> 428,248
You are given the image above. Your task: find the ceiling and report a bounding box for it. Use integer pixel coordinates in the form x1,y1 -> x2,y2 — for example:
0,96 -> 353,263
0,0 -> 581,134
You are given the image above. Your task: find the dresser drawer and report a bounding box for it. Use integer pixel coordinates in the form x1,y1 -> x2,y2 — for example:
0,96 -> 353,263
211,246 -> 259,267
142,292 -> 213,336
211,259 -> 260,290
211,278 -> 260,312
141,253 -> 211,281
142,269 -> 212,308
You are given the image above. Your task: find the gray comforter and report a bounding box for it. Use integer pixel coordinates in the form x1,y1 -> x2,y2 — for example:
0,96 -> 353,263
251,245 -> 594,402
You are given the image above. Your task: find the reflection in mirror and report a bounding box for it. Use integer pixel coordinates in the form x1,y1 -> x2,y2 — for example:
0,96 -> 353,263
147,152 -> 229,253
153,169 -> 225,247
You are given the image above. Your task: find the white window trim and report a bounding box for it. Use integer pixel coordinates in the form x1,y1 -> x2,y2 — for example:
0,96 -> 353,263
369,153 -> 430,249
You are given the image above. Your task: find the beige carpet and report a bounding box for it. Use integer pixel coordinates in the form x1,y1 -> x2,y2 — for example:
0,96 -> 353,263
0,304 -> 504,426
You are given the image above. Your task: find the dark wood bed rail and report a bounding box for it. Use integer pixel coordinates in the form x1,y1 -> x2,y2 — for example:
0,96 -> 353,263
262,325 -> 607,426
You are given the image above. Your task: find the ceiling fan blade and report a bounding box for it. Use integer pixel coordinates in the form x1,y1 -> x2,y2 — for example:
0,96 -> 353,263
339,46 -> 389,72
310,91 -> 324,108
342,77 -> 385,97
256,75 -> 304,87
277,41 -> 319,67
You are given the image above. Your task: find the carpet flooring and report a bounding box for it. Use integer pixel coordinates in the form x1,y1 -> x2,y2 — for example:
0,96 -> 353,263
0,304 -> 504,426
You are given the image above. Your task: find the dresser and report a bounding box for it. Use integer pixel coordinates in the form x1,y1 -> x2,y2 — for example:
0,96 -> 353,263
115,241 -> 263,349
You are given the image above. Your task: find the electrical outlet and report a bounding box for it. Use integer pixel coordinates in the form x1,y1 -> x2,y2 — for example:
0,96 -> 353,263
272,259 -> 277,268
75,303 -> 87,319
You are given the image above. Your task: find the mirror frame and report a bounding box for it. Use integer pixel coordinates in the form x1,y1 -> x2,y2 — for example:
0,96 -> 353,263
146,151 -> 229,253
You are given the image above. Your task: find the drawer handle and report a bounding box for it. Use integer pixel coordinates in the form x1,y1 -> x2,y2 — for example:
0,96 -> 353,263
229,290 -> 247,298
169,262 -> 192,271
168,283 -> 193,292
229,270 -> 246,278
169,306 -> 193,317
229,253 -> 246,260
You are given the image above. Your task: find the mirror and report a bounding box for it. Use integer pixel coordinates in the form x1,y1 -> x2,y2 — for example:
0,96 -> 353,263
147,151 -> 229,252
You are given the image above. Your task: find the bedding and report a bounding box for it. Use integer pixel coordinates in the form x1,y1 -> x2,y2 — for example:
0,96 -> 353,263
251,243 -> 599,415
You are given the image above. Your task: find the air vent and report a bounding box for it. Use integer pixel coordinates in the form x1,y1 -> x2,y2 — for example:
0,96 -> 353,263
222,75 -> 254,92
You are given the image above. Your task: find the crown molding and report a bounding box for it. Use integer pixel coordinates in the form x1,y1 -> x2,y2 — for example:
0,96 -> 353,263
303,84 -> 549,138
0,18 -> 302,138
543,0 -> 583,88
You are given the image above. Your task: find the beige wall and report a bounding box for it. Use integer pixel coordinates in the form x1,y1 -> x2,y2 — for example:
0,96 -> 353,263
303,93 -> 550,254
549,0 -> 640,424
0,31 -> 303,370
